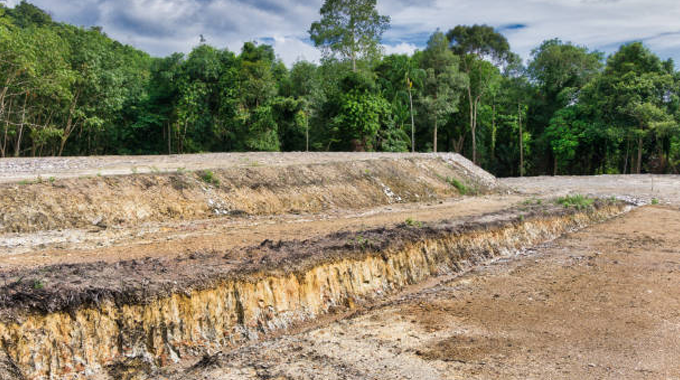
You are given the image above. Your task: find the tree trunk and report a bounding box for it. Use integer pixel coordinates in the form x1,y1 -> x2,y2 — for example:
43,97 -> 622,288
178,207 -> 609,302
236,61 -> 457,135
433,118 -> 438,153
636,134 -> 643,174
623,136 -> 630,175
518,103 -> 524,177
409,87 -> 415,153
491,102 -> 496,166
168,122 -> 172,154
472,98 -> 480,164
305,114 -> 309,152
14,92 -> 28,157
467,85 -> 474,161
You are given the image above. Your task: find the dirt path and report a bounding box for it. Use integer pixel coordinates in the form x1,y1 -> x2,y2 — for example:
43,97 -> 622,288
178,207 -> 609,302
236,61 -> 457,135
0,195 -> 523,271
171,206 -> 680,380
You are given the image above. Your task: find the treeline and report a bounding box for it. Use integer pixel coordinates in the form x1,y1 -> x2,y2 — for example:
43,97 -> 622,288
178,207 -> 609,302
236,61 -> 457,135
1,1 -> 679,176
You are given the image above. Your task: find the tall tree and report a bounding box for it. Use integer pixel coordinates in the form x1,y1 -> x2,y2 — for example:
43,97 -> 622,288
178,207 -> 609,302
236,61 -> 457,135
420,31 -> 466,153
447,25 -> 511,164
309,0 -> 390,72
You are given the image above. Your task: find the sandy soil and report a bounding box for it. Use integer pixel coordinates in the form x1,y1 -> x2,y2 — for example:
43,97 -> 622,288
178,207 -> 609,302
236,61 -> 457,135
170,206 -> 680,380
502,174 -> 680,204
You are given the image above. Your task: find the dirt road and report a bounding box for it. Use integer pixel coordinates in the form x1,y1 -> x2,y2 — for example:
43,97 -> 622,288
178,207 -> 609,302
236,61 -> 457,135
170,205 -> 680,380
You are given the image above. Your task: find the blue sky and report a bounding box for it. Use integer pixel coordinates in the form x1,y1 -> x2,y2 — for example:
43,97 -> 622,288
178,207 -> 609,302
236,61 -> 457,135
6,0 -> 680,66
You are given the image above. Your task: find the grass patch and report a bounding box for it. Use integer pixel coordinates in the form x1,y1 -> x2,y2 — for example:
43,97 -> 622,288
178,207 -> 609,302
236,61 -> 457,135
652,198 -> 660,205
523,197 -> 543,206
446,177 -> 469,195
556,194 -> 595,210
200,170 -> 220,186
405,217 -> 423,228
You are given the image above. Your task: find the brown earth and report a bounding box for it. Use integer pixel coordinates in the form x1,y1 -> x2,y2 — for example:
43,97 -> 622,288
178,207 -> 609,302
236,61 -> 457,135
167,205 -> 680,380
1,153 -> 680,380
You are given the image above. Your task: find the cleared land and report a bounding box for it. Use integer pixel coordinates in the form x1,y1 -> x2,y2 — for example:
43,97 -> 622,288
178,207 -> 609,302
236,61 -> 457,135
175,206 -> 680,380
0,153 -> 678,380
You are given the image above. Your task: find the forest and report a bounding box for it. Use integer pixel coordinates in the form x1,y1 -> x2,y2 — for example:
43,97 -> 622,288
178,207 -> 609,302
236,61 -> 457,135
1,0 -> 679,177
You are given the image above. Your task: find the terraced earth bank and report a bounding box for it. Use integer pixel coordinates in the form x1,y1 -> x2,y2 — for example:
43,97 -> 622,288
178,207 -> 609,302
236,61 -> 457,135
0,153 -> 677,380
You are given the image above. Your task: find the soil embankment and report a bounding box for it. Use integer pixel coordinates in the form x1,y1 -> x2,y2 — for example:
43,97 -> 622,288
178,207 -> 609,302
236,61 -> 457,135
0,201 -> 625,379
0,154 -> 497,234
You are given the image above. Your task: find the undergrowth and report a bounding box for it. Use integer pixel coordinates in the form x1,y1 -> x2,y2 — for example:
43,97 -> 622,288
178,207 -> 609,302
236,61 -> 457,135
200,170 -> 220,186
556,194 -> 594,210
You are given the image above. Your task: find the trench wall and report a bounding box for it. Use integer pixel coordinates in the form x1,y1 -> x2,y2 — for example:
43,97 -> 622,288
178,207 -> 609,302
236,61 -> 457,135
0,203 -> 625,379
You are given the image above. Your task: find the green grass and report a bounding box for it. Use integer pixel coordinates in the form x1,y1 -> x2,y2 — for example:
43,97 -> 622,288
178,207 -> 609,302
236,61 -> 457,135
652,198 -> 660,205
405,217 -> 423,228
522,197 -> 543,206
33,279 -> 44,290
556,194 -> 595,210
200,170 -> 220,186
446,177 -> 469,195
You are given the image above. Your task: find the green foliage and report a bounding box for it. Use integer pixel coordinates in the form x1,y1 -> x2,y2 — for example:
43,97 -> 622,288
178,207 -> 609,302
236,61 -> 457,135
309,0 -> 390,70
33,279 -> 44,290
446,177 -> 469,195
200,170 -> 220,186
652,198 -> 660,205
1,2 -> 679,179
404,218 -> 423,228
556,194 -> 595,210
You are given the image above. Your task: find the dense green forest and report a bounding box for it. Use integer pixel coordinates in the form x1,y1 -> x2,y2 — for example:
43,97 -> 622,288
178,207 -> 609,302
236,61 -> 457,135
1,1 -> 679,177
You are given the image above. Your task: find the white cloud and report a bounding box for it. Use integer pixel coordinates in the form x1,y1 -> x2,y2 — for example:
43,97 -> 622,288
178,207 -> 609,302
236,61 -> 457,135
270,36 -> 322,65
5,0 -> 680,65
383,42 -> 418,56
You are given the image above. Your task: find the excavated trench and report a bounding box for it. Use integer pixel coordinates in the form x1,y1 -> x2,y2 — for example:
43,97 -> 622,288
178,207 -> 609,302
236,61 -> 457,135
0,201 -> 628,380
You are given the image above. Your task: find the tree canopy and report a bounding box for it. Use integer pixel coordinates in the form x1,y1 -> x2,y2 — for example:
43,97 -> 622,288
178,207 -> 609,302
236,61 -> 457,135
1,1 -> 680,177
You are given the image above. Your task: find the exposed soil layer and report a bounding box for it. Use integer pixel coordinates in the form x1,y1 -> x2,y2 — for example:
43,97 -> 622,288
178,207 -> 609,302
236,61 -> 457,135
169,206 -> 680,380
0,154 -> 499,234
0,202 -> 613,317
0,201 -> 624,380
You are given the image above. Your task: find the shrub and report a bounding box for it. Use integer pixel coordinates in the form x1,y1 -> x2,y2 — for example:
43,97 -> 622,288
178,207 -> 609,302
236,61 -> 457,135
556,194 -> 594,210
200,170 -> 220,186
405,218 -> 423,228
446,177 -> 468,195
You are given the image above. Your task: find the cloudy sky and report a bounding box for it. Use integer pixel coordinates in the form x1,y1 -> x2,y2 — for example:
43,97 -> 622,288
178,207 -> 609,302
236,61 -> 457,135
5,0 -> 680,66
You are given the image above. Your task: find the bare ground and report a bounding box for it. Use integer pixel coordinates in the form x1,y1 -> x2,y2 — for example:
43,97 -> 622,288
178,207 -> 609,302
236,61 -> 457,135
2,154 -> 680,379
166,205 -> 680,380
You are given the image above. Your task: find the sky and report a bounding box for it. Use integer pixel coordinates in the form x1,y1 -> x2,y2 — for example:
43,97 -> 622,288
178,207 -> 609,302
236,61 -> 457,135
5,0 -> 680,66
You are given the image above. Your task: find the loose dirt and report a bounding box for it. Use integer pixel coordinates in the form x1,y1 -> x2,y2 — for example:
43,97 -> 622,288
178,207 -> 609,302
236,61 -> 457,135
169,206 -> 680,380
0,195 -> 522,270
2,153 -> 680,380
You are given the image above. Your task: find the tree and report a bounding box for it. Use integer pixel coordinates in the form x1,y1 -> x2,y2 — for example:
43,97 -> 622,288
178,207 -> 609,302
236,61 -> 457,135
331,71 -> 391,151
420,31 -> 466,153
309,0 -> 390,72
595,43 -> 676,173
375,54 -> 424,152
447,25 -> 511,164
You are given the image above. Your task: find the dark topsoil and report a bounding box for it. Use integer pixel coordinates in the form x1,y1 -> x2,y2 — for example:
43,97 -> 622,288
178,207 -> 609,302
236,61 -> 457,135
0,201 -> 620,321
